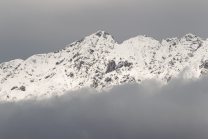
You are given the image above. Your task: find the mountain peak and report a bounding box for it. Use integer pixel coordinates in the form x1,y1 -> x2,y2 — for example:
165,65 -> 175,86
1,31 -> 208,101
91,30 -> 115,40
82,30 -> 117,46
184,33 -> 196,37
182,33 -> 200,41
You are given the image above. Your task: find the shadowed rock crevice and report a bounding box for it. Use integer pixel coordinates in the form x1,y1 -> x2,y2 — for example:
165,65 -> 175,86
106,60 -> 116,73
204,60 -> 208,69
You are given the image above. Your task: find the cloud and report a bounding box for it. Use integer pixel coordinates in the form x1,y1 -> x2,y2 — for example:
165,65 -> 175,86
0,0 -> 208,63
1,75 -> 208,139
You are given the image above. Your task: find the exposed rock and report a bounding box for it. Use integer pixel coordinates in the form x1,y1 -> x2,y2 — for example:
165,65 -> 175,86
69,72 -> 74,77
116,61 -> 132,69
1,31 -> 208,101
19,86 -> 26,91
105,77 -> 112,82
124,61 -> 132,67
56,59 -> 65,65
73,53 -> 80,59
91,80 -> 98,88
204,60 -> 208,69
95,31 -> 102,37
11,86 -> 18,90
77,61 -> 84,70
116,61 -> 124,69
89,49 -> 94,54
106,60 -> 116,73
114,76 -> 119,80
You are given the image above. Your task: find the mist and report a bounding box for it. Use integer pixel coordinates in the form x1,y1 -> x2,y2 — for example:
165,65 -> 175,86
0,75 -> 208,139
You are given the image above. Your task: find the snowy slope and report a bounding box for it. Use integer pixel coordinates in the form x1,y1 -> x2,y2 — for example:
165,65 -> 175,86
0,31 -> 208,101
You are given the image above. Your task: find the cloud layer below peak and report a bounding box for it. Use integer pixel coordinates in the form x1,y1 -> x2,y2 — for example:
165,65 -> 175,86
1,75 -> 208,139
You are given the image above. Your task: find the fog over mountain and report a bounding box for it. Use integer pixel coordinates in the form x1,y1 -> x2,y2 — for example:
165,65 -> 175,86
1,75 -> 208,139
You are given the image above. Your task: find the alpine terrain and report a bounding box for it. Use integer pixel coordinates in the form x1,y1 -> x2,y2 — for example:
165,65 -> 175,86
1,31 -> 208,101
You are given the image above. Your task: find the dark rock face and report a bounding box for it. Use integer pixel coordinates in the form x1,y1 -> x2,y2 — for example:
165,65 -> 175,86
20,86 -> 26,91
77,61 -> 84,70
185,34 -> 196,41
124,61 -> 132,67
172,42 -> 176,46
69,72 -> 74,77
119,75 -> 135,83
103,32 -> 109,39
105,77 -> 112,82
204,64 -> 208,69
11,86 -> 18,90
116,61 -> 124,69
91,80 -> 98,88
128,76 -> 135,82
56,59 -> 65,65
204,60 -> 208,69
116,61 -> 132,70
96,31 -> 102,37
89,49 -> 94,54
73,53 -> 80,59
106,60 -> 116,73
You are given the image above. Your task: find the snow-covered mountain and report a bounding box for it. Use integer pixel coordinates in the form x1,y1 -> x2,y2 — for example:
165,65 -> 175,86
1,31 -> 208,101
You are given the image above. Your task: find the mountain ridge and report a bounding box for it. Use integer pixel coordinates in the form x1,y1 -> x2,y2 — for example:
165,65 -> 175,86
1,30 -> 208,101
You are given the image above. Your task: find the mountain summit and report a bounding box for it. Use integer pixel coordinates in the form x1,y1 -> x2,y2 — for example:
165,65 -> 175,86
1,31 -> 208,101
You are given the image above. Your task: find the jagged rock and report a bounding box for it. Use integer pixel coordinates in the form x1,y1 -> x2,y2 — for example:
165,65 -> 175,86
56,59 -> 65,65
0,30 -> 208,101
124,61 -> 132,67
167,77 -> 172,82
106,60 -> 116,73
204,60 -> 208,69
116,61 -> 124,69
91,80 -> 98,88
96,31 -> 102,37
116,61 -> 132,69
89,49 -> 94,54
114,76 -> 119,80
19,86 -> 26,91
77,61 -> 84,70
69,72 -> 74,77
11,86 -> 18,90
129,76 -> 135,82
73,53 -> 80,59
105,77 -> 112,82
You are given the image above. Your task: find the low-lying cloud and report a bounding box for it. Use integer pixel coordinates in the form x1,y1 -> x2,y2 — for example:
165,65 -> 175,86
1,76 -> 208,139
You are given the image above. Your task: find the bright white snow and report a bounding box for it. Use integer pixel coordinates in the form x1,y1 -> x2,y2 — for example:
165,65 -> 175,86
0,31 -> 208,101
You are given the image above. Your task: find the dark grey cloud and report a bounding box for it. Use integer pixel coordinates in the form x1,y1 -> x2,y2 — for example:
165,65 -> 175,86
1,75 -> 208,139
0,0 -> 208,63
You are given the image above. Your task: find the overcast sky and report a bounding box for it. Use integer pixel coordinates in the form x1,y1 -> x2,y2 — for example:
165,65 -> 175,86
0,0 -> 208,63
1,75 -> 208,139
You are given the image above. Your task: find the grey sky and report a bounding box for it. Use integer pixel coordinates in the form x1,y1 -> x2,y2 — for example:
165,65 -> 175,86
1,75 -> 208,139
0,0 -> 208,63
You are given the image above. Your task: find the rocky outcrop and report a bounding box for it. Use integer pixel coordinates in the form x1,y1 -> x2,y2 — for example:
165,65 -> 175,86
204,60 -> 208,69
106,60 -> 116,73
19,86 -> 26,91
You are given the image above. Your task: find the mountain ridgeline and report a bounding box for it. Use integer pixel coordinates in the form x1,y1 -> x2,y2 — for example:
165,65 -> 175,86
1,31 -> 208,101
